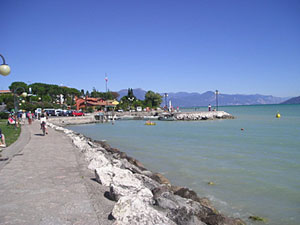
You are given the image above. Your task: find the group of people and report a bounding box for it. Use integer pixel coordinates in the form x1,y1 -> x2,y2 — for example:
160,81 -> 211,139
7,111 -> 35,127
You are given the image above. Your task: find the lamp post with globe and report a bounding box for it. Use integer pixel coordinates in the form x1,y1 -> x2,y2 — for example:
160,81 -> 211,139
0,54 -> 11,76
215,90 -> 219,111
13,87 -> 27,127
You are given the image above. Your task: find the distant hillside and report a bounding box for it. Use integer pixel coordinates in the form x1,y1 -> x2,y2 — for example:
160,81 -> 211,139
117,89 -> 287,107
281,96 -> 300,104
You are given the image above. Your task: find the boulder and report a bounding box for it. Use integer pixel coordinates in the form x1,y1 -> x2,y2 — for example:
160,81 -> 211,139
88,152 -> 111,170
135,173 -> 161,191
117,158 -> 144,174
150,173 -> 171,185
155,191 -> 212,225
112,195 -> 176,225
203,214 -> 245,225
95,166 -> 143,189
126,156 -> 147,171
109,184 -> 153,202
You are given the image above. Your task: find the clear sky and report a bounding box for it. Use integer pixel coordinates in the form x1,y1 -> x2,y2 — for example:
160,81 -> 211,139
1,0 -> 299,97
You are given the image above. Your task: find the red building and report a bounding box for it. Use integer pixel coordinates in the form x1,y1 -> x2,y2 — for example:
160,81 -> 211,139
74,96 -> 114,111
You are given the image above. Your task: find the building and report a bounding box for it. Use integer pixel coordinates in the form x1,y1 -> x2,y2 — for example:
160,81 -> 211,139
0,90 -> 12,95
74,96 -> 115,111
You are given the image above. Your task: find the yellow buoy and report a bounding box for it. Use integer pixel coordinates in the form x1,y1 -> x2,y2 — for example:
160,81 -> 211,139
276,113 -> 281,118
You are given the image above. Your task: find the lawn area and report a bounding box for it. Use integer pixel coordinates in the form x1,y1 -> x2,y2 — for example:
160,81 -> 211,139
0,119 -> 21,147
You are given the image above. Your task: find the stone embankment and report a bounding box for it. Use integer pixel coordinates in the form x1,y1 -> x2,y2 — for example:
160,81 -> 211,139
48,122 -> 244,225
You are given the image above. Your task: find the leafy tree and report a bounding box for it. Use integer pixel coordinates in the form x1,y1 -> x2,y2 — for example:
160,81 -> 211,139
111,92 -> 120,100
9,82 -> 28,95
144,91 -> 162,108
80,89 -> 85,97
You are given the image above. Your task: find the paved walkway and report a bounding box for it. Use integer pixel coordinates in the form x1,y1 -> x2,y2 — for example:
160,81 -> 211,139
0,121 -> 114,225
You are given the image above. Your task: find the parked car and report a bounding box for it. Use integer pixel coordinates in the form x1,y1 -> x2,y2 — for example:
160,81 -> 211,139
44,109 -> 56,116
72,111 -> 84,116
55,109 -> 63,116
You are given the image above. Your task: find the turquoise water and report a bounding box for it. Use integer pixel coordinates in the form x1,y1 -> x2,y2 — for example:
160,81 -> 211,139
67,104 -> 300,225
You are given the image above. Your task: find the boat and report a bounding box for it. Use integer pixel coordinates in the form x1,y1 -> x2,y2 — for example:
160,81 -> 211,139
145,121 -> 156,125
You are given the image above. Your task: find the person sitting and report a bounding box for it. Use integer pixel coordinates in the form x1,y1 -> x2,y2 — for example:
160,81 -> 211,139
7,116 -> 16,125
0,128 -> 6,148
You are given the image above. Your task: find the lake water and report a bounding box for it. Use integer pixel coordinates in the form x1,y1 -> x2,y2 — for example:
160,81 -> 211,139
67,104 -> 300,225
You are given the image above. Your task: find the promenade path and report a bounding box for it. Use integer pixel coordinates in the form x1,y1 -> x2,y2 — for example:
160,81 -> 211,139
0,121 -> 114,225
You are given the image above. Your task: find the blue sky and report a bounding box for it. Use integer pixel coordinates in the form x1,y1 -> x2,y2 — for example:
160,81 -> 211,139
1,0 -> 299,97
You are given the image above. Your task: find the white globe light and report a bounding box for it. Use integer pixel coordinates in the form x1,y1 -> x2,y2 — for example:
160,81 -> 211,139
0,64 -> 11,76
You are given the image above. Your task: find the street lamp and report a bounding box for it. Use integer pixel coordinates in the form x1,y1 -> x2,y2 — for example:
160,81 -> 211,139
164,93 -> 168,111
0,54 -> 11,76
215,90 -> 219,111
13,87 -> 27,127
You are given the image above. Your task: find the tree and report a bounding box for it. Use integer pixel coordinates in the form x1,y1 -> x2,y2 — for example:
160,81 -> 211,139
9,82 -> 28,95
144,91 -> 162,108
80,89 -> 85,97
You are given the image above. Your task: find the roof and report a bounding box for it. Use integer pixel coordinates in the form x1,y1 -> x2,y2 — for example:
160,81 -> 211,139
0,90 -> 12,94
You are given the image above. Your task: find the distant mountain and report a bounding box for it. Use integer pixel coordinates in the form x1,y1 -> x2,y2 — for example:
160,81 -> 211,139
117,89 -> 287,107
281,96 -> 300,104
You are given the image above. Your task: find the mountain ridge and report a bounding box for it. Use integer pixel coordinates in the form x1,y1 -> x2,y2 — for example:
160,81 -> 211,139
280,96 -> 300,104
117,88 -> 289,107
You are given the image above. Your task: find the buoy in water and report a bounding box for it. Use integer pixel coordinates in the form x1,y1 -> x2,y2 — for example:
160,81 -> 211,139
207,181 -> 215,185
276,113 -> 281,118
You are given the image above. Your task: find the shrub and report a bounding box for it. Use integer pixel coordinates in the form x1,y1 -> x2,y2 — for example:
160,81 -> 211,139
0,112 -> 9,119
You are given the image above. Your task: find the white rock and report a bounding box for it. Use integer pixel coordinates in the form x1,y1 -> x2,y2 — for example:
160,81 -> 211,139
95,166 -> 142,187
110,184 -> 153,202
112,196 -> 175,225
95,166 -> 115,186
88,152 -> 111,170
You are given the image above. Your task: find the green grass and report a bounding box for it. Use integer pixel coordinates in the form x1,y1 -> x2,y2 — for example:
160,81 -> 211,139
0,119 -> 21,147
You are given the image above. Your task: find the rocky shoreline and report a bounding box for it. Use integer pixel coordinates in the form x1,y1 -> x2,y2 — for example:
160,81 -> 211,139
48,121 -> 245,225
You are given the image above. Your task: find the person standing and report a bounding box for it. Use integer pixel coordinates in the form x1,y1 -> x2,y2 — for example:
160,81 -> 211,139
27,111 -> 32,125
0,128 -> 6,148
22,111 -> 26,124
208,104 -> 211,111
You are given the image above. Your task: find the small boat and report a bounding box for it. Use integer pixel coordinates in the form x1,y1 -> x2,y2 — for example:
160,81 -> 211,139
145,121 -> 156,125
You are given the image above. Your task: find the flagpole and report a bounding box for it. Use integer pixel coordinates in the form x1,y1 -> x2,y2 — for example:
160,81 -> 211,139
105,73 -> 108,93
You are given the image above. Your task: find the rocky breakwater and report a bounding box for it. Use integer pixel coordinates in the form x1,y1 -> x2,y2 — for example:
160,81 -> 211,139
174,111 -> 234,121
48,122 -> 244,225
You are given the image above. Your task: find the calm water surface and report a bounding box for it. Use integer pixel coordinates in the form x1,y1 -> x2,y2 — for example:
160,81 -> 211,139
68,104 -> 300,225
